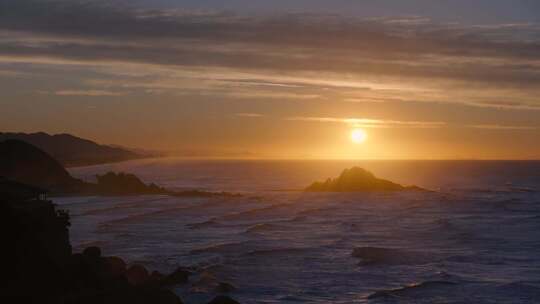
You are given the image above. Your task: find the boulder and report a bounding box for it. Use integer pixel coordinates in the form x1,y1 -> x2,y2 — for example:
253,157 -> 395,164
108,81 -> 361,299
216,282 -> 236,293
68,287 -> 184,304
151,270 -> 165,282
126,264 -> 150,286
162,267 -> 192,285
83,246 -> 102,260
207,295 -> 241,304
101,256 -> 127,278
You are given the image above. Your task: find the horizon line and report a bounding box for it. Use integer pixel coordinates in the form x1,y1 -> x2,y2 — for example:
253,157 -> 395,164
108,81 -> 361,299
132,156 -> 540,162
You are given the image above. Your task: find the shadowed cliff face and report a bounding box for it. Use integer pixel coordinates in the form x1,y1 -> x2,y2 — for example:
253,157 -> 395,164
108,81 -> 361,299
0,188 -> 71,300
0,132 -> 143,167
305,167 -> 421,192
0,139 -> 81,191
0,140 -> 162,195
0,140 -> 237,198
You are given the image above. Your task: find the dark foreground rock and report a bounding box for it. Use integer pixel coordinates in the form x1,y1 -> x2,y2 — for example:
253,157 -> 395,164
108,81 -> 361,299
0,182 -> 186,304
0,179 -> 242,304
305,167 -> 424,192
207,295 -> 241,304
161,267 -> 193,286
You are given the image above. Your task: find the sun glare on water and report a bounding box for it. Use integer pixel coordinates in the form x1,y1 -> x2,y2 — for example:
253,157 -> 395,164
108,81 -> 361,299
351,128 -> 368,144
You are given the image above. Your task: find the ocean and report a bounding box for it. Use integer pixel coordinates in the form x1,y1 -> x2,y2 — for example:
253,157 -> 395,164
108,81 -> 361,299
55,159 -> 540,303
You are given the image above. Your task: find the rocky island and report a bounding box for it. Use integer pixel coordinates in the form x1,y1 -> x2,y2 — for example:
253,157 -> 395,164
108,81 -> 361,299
306,167 -> 424,192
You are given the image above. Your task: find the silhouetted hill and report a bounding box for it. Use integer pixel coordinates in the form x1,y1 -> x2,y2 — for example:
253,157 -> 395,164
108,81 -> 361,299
0,132 -> 144,167
306,167 -> 424,192
0,139 -> 82,192
0,141 -> 165,195
0,140 -> 238,197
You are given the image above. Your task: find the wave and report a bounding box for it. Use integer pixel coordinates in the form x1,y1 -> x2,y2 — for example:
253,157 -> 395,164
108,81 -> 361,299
81,197 -> 168,216
219,203 -> 293,221
352,247 -> 434,266
289,215 -> 307,222
524,214 -> 540,220
446,254 -> 532,265
97,205 -> 196,228
509,187 -> 537,193
190,241 -> 255,255
187,218 -> 220,229
246,247 -> 311,256
367,280 -> 458,300
496,281 -> 540,298
245,223 -> 284,233
295,207 -> 336,217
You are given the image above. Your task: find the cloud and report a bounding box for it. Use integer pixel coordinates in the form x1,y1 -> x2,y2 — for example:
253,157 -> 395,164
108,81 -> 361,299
467,124 -> 537,130
286,116 -> 446,128
49,90 -> 126,97
236,113 -> 264,118
343,97 -> 386,103
287,116 -> 539,130
1,1 -> 539,75
0,0 -> 540,110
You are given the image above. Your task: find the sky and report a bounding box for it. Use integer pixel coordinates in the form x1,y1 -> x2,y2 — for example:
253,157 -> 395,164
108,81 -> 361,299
1,0 -> 540,159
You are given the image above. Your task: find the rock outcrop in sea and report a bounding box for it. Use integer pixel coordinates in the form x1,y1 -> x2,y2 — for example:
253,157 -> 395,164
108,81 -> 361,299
305,167 -> 423,192
93,171 -> 166,195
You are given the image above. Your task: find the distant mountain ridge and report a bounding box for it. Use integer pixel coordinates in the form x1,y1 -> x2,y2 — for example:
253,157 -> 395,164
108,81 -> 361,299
0,139 -> 238,198
0,132 -> 144,167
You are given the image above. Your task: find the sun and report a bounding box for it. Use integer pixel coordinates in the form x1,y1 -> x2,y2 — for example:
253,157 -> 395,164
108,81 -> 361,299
351,128 -> 367,144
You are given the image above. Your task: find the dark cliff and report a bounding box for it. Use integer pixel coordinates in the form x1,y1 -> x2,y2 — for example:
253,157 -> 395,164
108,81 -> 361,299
0,180 -> 183,303
0,140 -> 236,198
0,139 -> 82,192
0,180 -> 241,304
0,132 -> 143,167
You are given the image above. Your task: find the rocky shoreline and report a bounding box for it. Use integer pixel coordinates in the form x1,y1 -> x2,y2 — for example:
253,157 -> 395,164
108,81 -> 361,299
0,179 -> 241,304
0,139 -> 239,198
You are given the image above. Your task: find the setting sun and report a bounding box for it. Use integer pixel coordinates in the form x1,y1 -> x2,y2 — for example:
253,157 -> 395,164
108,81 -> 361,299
351,129 -> 368,144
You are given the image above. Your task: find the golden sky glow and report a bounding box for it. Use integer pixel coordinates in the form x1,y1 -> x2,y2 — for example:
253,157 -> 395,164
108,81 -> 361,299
0,1 -> 539,159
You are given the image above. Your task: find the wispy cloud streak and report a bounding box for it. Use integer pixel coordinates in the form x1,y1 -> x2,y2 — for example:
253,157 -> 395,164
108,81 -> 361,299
286,116 -> 446,128
287,116 -> 538,130
50,90 -> 126,97
236,113 -> 264,118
